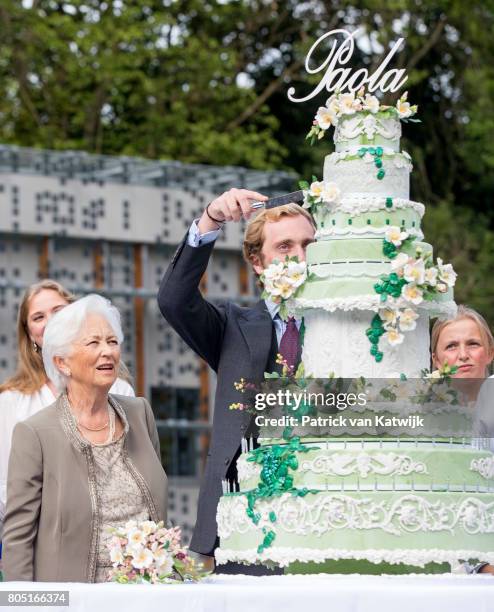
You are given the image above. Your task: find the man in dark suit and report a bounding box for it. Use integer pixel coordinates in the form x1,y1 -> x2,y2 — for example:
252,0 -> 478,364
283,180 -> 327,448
158,188 -> 315,572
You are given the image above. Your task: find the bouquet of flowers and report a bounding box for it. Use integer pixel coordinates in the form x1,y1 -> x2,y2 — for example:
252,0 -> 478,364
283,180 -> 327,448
106,521 -> 209,584
260,256 -> 308,321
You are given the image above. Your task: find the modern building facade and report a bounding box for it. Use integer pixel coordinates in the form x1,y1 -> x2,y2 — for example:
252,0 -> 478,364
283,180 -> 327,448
0,144 -> 294,542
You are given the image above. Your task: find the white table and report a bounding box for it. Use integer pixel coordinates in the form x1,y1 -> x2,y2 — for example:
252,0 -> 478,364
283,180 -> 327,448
1,574 -> 493,612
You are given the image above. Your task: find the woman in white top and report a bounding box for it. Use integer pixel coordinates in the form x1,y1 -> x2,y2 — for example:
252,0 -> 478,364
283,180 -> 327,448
0,280 -> 134,527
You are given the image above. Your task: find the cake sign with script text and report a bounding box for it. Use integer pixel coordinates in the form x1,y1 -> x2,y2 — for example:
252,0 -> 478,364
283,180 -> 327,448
288,29 -> 407,103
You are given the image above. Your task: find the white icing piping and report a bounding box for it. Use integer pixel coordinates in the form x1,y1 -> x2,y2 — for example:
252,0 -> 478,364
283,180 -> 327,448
310,266 -> 386,279
319,195 -> 424,216
238,484 -> 494,494
293,295 -> 457,317
315,227 -> 424,240
256,440 -> 477,449
215,546 -> 494,568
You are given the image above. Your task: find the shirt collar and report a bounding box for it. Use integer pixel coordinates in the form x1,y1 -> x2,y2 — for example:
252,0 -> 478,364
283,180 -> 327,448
264,298 -> 280,321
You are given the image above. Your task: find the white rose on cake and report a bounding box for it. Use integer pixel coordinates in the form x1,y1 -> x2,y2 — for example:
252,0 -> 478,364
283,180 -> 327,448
396,91 -> 417,119
339,92 -> 357,114
437,258 -> 457,287
285,260 -> 307,288
391,252 -> 411,272
385,226 -> 409,247
309,180 -> 326,203
321,181 -> 341,203
315,106 -> 337,130
380,307 -> 399,329
402,283 -> 424,305
398,308 -> 420,331
385,328 -> 405,346
363,94 -> 380,113
403,259 -> 426,284
424,267 -> 439,286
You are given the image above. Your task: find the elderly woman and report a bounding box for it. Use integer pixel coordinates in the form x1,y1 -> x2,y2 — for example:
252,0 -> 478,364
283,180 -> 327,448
2,295 -> 167,582
0,280 -> 134,532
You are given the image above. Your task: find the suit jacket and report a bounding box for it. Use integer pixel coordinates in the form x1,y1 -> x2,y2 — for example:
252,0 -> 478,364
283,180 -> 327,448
3,394 -> 168,582
158,238 -> 274,555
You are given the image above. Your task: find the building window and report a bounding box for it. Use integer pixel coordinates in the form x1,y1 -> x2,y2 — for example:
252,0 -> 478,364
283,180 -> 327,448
151,386 -> 208,477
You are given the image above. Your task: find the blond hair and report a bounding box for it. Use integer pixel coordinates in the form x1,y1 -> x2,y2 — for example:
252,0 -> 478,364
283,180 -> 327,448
431,305 -> 494,373
242,203 -> 315,266
0,279 -> 132,394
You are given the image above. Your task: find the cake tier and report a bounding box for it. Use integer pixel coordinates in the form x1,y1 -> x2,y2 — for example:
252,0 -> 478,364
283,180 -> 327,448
305,239 -> 431,284
313,208 -> 423,240
334,111 -> 402,153
324,153 -> 410,199
306,239 -> 432,266
236,442 -> 494,493
299,309 -> 431,378
216,489 -> 494,569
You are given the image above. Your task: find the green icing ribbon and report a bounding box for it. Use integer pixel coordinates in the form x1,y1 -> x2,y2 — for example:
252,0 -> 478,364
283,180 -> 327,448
244,436 -> 314,554
365,314 -> 385,362
358,146 -> 386,180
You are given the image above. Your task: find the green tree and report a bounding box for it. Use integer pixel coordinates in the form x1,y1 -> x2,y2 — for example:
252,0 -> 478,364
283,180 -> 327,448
0,0 -> 493,323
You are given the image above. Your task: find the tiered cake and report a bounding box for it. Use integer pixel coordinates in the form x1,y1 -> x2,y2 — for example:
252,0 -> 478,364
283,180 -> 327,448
215,92 -> 494,573
296,97 -> 455,378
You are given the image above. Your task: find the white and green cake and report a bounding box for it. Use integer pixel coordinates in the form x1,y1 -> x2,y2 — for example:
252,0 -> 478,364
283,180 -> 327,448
216,92 -> 494,573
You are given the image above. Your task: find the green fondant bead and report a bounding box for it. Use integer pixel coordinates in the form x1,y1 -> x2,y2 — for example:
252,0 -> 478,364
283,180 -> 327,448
385,197 -> 393,208
376,146 -> 383,157
367,219 -> 371,225
348,219 -> 352,225
358,148 -> 366,157
369,147 -> 376,155
375,159 -> 383,168
377,169 -> 385,180
385,219 -> 390,225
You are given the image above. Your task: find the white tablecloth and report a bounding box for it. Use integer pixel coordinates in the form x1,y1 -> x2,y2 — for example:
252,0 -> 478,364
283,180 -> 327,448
1,574 -> 493,612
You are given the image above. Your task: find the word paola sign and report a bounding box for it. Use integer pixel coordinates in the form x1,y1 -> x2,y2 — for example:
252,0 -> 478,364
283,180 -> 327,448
288,29 -> 407,103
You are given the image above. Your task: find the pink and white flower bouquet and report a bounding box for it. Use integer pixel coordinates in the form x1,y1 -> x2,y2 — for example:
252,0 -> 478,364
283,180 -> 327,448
106,521 -> 209,584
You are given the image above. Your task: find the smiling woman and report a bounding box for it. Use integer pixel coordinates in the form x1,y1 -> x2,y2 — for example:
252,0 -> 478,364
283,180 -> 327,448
0,280 -> 134,541
2,295 -> 167,582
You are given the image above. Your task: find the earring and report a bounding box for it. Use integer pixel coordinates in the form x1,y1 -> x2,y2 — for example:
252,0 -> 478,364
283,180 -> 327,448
63,369 -> 71,377
33,342 -> 38,353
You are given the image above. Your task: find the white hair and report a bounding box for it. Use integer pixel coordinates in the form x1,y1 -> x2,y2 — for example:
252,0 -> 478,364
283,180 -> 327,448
42,294 -> 124,391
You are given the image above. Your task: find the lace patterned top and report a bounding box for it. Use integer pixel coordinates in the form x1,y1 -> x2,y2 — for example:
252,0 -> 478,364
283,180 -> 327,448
92,436 -> 149,582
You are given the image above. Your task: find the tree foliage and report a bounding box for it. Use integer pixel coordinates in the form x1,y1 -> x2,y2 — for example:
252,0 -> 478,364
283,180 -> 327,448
0,0 -> 493,323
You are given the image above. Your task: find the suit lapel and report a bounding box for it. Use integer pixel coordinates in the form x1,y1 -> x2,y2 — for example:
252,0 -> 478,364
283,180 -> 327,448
238,300 -> 273,381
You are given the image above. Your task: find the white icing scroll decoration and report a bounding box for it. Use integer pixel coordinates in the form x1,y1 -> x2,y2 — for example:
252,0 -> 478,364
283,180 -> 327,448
334,115 -> 401,144
217,493 -> 494,540
470,456 -> 494,480
288,29 -> 408,103
299,452 -> 428,478
237,456 -> 261,483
